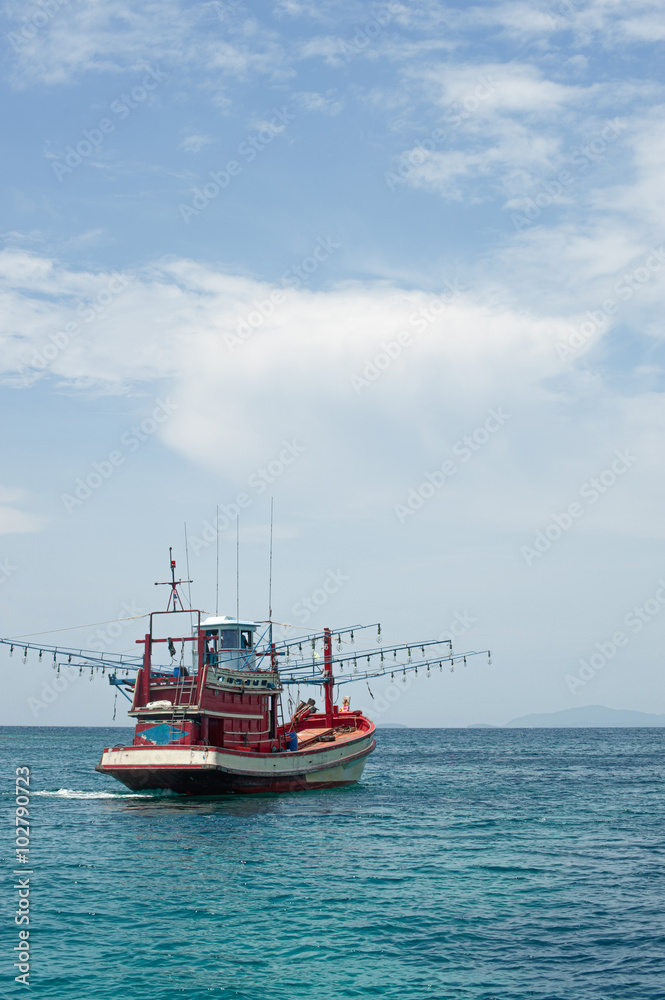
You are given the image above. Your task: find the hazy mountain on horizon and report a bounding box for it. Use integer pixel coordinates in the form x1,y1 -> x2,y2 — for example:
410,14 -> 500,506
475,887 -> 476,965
503,705 -> 665,728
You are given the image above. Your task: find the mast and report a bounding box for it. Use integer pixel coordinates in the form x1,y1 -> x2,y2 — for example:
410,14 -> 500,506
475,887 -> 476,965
268,497 -> 274,655
236,516 -> 240,648
323,627 -> 334,727
215,504 -> 220,617
154,547 -> 191,612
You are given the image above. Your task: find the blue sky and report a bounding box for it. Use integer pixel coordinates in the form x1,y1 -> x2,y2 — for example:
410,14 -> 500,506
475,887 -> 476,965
1,0 -> 665,726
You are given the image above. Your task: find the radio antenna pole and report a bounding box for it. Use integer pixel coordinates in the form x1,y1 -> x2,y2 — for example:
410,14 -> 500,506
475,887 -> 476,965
268,498 -> 274,647
215,504 -> 220,617
236,515 -> 240,646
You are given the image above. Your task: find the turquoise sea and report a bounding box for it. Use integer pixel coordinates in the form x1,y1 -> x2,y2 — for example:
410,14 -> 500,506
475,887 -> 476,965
2,726 -> 664,999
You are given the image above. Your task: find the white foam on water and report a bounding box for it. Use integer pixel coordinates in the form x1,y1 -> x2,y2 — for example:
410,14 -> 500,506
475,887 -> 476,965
33,788 -> 153,799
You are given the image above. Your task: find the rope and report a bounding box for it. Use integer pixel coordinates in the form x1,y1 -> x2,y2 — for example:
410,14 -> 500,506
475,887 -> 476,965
4,613 -> 150,640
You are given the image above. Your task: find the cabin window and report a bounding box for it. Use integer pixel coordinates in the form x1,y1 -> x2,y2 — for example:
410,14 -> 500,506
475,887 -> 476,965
215,629 -> 253,650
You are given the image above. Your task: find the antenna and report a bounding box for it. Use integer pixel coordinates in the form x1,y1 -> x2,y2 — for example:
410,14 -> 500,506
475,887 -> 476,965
236,515 -> 240,644
215,504 -> 220,617
184,523 -> 194,625
268,497 -> 274,649
155,547 -> 192,612
268,498 -> 274,624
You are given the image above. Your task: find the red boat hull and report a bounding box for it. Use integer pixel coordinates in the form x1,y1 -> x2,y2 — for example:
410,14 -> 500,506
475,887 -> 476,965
96,731 -> 376,795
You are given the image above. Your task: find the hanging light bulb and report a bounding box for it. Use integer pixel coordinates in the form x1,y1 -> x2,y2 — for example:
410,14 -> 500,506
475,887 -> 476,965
39,650 -> 43,661
390,672 -> 394,681
488,651 -> 492,664
450,664 -> 454,672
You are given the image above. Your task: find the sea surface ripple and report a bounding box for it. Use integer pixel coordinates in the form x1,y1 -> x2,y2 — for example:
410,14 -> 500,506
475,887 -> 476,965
2,726 -> 664,999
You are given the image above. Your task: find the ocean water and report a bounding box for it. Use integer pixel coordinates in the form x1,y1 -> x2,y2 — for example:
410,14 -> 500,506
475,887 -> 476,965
2,726 -> 664,1000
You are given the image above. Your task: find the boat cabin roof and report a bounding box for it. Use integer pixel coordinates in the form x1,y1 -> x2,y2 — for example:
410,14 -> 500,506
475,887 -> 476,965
201,616 -> 259,631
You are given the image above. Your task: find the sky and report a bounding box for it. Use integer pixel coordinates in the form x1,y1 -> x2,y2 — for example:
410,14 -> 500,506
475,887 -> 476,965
1,0 -> 665,727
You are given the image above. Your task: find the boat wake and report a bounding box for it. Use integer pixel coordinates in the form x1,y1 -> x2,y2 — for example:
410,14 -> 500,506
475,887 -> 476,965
33,788 -> 157,800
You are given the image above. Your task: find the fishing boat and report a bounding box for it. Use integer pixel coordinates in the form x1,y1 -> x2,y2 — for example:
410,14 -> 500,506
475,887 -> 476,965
2,552 -> 491,795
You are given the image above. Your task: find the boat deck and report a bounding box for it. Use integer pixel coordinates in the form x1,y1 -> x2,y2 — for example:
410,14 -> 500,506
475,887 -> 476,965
294,725 -> 361,750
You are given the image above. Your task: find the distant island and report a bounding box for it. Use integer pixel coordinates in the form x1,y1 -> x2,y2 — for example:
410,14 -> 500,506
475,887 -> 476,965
484,705 -> 665,728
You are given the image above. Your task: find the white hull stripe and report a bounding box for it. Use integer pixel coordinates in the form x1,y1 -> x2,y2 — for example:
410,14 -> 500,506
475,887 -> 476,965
99,737 -> 374,778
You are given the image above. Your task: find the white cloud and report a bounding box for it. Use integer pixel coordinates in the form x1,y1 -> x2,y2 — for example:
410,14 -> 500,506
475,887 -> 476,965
459,0 -> 665,47
2,248 -> 665,540
294,91 -> 343,115
620,13 -> 665,41
420,62 -> 586,116
5,0 -> 288,87
0,488 -> 45,535
395,122 -> 562,201
179,134 -> 213,153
